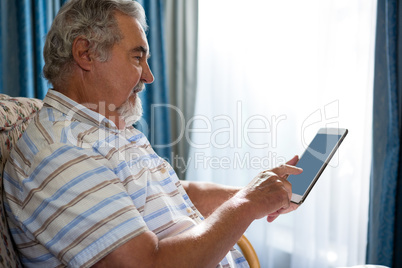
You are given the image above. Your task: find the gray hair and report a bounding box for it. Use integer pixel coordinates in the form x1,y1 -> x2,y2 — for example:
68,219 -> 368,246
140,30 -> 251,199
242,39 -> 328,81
43,0 -> 147,87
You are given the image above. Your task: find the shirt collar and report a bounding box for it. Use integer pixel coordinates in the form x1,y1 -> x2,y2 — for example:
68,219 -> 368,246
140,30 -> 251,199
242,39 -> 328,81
43,89 -> 120,132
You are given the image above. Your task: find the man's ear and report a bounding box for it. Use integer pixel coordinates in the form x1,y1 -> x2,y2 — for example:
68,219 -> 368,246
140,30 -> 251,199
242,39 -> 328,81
72,37 -> 93,71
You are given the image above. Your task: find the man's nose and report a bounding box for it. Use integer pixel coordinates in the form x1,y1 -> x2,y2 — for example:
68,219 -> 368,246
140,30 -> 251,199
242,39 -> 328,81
142,63 -> 154,84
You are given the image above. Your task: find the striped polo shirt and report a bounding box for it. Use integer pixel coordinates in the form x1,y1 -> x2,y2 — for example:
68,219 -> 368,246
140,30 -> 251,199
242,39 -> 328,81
3,90 -> 248,268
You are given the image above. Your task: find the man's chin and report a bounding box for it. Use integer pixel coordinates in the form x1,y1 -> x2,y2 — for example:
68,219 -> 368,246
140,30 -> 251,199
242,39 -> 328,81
117,93 -> 143,126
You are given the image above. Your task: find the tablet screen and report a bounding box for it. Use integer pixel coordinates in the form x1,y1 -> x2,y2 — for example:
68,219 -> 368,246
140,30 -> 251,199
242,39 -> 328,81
288,133 -> 342,196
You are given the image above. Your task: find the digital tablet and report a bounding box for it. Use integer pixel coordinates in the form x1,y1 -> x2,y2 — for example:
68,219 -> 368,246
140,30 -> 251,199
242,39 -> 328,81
288,128 -> 348,204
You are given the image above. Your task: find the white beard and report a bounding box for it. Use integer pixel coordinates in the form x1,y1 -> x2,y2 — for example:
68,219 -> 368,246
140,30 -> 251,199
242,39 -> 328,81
117,86 -> 144,126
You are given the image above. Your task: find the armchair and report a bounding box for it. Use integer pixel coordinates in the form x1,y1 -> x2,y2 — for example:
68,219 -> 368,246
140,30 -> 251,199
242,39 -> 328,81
0,94 -> 43,267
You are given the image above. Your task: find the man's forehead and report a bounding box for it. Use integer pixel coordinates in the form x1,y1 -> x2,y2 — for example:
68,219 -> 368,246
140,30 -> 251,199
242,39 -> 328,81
116,13 -> 149,50
115,12 -> 144,34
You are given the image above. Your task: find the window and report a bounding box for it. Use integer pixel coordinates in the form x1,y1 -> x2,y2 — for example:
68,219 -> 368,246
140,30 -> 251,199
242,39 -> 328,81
186,0 -> 377,267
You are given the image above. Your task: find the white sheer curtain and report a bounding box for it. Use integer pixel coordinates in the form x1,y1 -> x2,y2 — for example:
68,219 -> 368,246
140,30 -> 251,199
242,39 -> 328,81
185,0 -> 376,267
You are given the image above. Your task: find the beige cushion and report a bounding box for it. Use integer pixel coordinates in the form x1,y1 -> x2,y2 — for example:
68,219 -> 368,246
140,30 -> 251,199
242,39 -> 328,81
0,94 -> 43,267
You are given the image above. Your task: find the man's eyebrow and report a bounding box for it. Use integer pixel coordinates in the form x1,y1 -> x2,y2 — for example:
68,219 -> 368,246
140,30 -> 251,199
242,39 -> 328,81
131,46 -> 151,58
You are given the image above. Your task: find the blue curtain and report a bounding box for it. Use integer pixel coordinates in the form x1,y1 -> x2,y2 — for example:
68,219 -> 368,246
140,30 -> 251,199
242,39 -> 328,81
136,0 -> 172,161
0,0 -> 172,161
367,0 -> 402,267
0,0 -> 66,98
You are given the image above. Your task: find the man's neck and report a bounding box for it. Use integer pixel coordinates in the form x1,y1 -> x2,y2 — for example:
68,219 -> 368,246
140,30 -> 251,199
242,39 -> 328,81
53,83 -> 126,130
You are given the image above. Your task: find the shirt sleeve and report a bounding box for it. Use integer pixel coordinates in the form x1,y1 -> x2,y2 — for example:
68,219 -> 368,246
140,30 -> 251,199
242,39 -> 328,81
6,143 -> 148,267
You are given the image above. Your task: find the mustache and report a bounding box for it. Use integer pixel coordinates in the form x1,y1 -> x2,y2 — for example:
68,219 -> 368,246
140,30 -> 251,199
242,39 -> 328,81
133,82 -> 145,93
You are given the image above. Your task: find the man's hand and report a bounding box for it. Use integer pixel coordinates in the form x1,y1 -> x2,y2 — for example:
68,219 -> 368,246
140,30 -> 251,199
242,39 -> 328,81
267,155 -> 301,222
235,156 -> 302,222
183,155 -> 302,222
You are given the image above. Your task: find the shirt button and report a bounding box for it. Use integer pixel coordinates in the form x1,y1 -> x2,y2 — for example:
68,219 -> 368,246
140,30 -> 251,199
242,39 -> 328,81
186,207 -> 192,214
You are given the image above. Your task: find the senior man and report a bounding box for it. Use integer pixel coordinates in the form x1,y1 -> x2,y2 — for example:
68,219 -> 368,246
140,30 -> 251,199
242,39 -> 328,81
3,0 -> 302,267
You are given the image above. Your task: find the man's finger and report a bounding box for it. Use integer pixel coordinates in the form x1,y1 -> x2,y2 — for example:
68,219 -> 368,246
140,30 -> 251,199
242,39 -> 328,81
267,214 -> 279,222
272,164 -> 303,178
267,202 -> 299,222
286,155 -> 299,166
